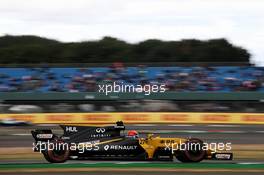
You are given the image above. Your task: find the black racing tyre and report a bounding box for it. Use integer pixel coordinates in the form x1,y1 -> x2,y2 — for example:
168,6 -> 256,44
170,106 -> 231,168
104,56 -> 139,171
175,153 -> 190,162
42,139 -> 70,163
176,138 -> 206,163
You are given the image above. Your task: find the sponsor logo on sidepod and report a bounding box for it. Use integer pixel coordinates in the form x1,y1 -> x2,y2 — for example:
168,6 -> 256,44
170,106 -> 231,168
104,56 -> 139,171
104,144 -> 137,151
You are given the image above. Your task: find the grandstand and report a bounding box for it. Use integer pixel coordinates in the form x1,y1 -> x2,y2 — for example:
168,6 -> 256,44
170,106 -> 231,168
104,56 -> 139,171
0,64 -> 264,114
0,66 -> 263,92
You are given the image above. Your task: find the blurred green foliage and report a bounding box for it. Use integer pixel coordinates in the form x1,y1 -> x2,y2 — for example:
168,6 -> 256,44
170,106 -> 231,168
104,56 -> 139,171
0,35 -> 250,63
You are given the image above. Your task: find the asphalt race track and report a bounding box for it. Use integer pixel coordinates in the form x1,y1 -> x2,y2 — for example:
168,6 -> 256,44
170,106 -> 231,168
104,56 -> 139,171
0,124 -> 263,174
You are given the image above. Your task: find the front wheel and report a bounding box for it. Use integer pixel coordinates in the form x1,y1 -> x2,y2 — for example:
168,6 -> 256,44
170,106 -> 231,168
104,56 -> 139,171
42,139 -> 70,163
176,138 -> 206,163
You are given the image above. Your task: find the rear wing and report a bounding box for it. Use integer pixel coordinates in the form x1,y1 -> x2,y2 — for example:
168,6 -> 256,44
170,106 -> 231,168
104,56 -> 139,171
31,129 -> 54,141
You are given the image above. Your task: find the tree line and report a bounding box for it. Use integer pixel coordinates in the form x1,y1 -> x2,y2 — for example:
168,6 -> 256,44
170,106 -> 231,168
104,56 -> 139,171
0,35 -> 250,63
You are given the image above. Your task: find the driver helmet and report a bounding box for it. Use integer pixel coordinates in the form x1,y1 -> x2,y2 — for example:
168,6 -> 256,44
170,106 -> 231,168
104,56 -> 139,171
127,130 -> 139,138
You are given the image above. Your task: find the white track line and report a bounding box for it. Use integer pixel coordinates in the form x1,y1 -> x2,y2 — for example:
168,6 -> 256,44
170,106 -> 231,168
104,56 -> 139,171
218,131 -> 246,134
115,162 -> 135,164
238,162 -> 264,165
168,124 -> 194,127
115,161 -> 150,164
37,124 -> 57,126
11,133 -> 31,136
207,125 -> 241,127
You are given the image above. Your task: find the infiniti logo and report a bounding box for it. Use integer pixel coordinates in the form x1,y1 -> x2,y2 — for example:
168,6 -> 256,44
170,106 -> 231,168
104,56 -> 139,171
95,128 -> 106,133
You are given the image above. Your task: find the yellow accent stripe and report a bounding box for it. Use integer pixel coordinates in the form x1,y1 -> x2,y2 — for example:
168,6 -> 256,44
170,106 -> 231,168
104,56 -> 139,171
97,138 -> 123,145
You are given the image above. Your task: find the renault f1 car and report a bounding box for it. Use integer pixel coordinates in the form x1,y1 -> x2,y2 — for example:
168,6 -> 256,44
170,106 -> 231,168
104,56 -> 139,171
31,121 -> 233,163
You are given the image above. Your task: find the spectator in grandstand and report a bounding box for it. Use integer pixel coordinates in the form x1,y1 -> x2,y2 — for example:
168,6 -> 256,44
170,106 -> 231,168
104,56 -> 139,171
0,65 -> 264,92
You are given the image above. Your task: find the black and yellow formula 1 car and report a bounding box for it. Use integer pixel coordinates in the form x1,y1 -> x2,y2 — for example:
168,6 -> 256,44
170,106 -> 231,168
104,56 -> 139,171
31,121 -> 233,163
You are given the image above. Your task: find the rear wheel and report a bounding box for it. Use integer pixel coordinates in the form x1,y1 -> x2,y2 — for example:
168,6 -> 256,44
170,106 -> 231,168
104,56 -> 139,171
42,139 -> 70,163
176,138 -> 206,163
